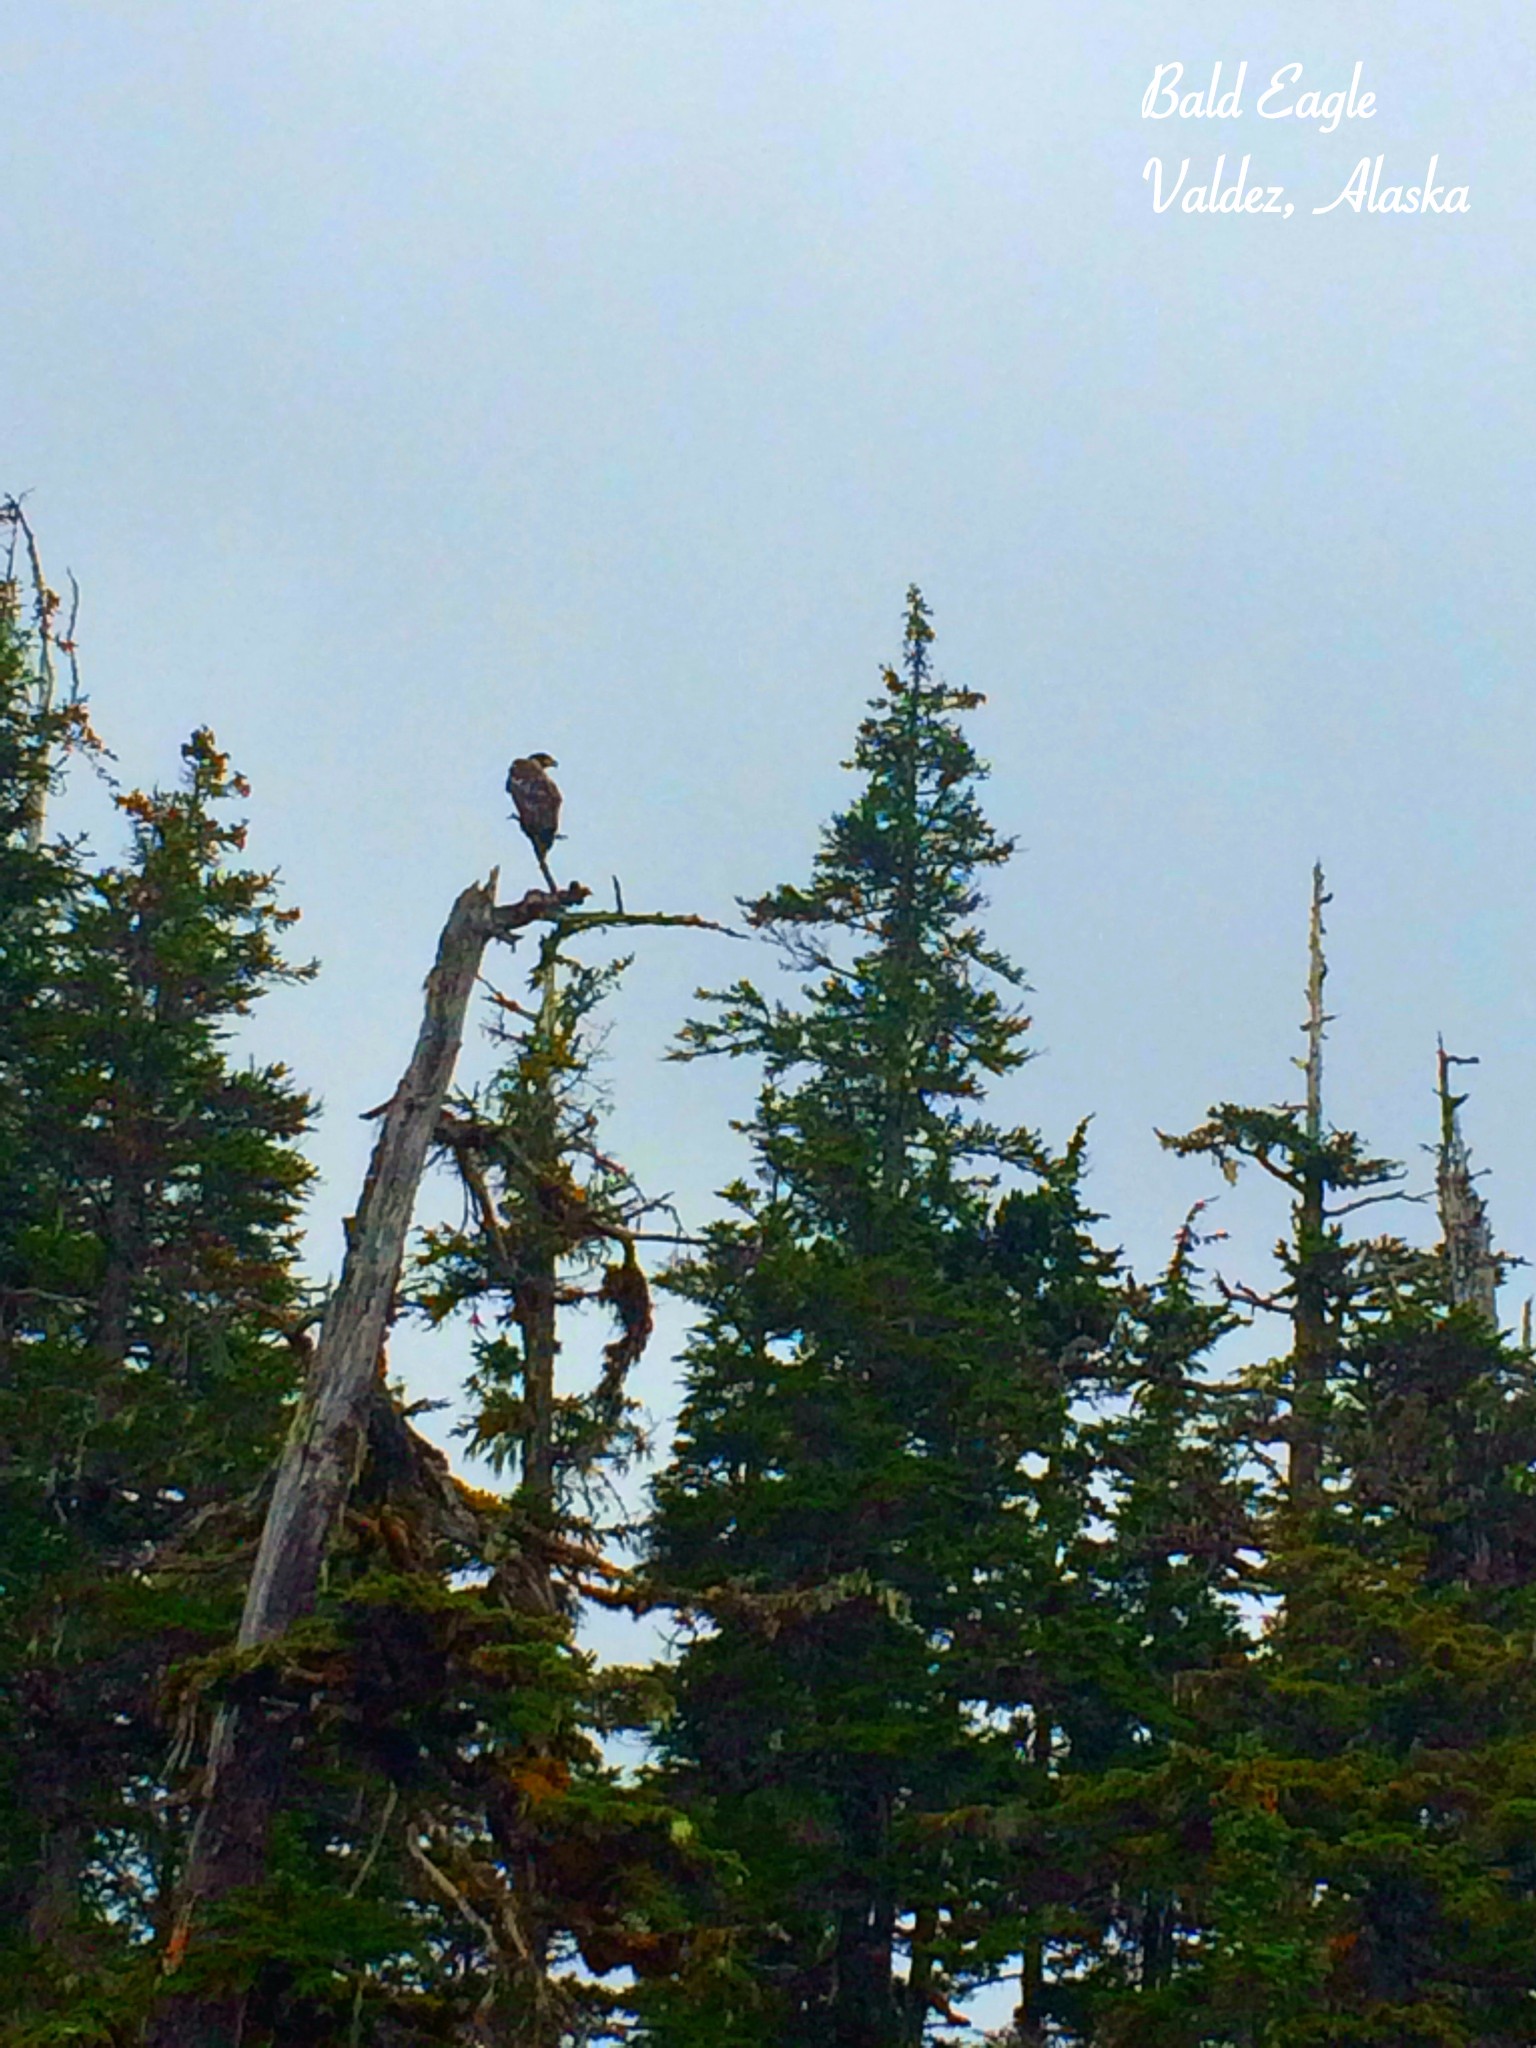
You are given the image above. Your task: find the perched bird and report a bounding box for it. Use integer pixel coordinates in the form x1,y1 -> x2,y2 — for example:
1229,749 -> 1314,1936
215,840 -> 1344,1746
506,752 -> 562,889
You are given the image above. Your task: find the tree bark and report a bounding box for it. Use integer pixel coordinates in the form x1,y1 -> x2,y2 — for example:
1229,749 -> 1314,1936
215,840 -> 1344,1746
1289,864 -> 1330,1510
1289,1161 -> 1329,1509
1,495 -> 62,852
832,1781 -> 897,2048
1436,1041 -> 1498,1325
145,876 -> 582,2048
1013,1713 -> 1053,2044
520,1260 -> 558,1511
834,1894 -> 898,2048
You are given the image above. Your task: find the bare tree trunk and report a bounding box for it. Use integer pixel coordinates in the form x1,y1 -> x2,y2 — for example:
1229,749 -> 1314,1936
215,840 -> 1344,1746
95,1176 -> 139,1368
1,495 -> 64,851
834,1894 -> 897,2048
1289,864 -> 1331,1510
520,1259 -> 558,1510
145,876 -> 582,2048
830,1779 -> 898,2048
902,1905 -> 937,2046
1013,1713 -> 1053,2044
1436,1040 -> 1498,1325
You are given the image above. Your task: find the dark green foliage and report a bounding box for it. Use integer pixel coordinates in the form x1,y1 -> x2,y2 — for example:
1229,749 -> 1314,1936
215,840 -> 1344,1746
152,1472 -> 704,2047
367,915 -> 708,2042
0,609 -> 317,2031
1039,1217 -> 1253,2039
1148,964 -> 1536,2046
645,593 -> 1121,2045
415,932 -> 653,1533
1159,1108 -> 1402,1523
9,566 -> 1536,2048
0,585 -> 97,1414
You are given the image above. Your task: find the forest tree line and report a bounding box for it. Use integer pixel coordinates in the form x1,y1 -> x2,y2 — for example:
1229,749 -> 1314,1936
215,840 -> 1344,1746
4,543 -> 1536,2048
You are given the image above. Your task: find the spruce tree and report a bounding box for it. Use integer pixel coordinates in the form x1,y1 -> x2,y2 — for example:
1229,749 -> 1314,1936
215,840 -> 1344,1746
1045,1214 -> 1253,2042
152,887 -> 715,2045
645,592 -> 1118,2047
395,920 -> 702,2043
1160,868 -> 1403,1521
0,586 -> 89,1963
419,927 -> 655,1572
0,699 -> 317,2031
1157,888 -> 1536,2046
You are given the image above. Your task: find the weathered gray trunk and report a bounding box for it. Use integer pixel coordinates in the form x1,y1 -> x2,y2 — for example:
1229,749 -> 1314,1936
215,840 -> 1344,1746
2,496 -> 63,853
1436,1041 -> 1498,1325
1290,863 -> 1331,1510
146,876 -> 581,2048
232,877 -> 497,1652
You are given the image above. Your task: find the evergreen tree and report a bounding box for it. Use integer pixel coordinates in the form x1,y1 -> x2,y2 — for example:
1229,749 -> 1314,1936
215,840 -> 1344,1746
0,697 -> 317,2031
1155,889 -> 1536,2046
0,586 -> 90,1966
0,573 -> 91,1392
15,547 -> 1536,2048
645,592 -> 1118,2047
393,919 -> 704,2043
1043,1213 -> 1253,2043
1160,868 -> 1403,1520
420,927 -> 655,1573
138,861 -> 709,2044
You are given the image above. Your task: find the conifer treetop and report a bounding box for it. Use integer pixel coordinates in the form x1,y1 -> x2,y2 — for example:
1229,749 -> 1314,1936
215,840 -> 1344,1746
1435,1038 -> 1500,1323
1159,867 -> 1400,1209
675,588 -> 1036,1209
743,586 -> 1017,968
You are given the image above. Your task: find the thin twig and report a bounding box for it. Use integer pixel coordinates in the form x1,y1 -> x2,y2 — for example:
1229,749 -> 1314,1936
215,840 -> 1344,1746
1326,1187 -> 1421,1219
2,495 -> 57,720
405,1828 -> 503,1951
60,569 -> 83,705
347,1783 -> 399,1897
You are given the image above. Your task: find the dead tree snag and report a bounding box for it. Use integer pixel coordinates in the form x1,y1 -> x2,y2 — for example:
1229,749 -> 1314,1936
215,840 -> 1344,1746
145,874 -> 585,2048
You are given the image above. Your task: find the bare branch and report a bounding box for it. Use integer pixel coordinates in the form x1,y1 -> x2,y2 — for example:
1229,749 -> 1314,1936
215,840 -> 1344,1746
1325,1187 -> 1423,1219
1,494 -> 62,849
148,872 -> 549,2045
346,1784 -> 399,1899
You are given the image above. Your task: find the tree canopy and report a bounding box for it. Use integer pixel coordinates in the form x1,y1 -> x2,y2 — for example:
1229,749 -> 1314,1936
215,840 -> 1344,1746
4,565 -> 1535,2048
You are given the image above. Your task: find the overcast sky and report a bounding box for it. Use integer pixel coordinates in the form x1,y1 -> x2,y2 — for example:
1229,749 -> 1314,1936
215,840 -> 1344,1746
5,3 -> 1531,1496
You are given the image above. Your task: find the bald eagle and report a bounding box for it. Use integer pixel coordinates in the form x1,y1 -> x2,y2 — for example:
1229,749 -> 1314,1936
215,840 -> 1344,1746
506,752 -> 561,888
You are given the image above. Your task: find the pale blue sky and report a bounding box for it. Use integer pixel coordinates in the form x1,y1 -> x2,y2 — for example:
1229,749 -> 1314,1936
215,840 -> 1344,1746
5,0 -> 1532,1508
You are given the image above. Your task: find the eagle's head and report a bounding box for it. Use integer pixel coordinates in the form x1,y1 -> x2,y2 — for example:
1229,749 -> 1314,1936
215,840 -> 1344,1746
529,752 -> 559,770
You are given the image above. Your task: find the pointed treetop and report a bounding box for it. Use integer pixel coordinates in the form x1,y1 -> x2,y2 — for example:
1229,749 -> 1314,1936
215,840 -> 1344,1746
1299,862 -> 1332,1144
744,585 -> 1014,961
676,590 -> 1034,1214
899,581 -> 935,673
1435,1038 -> 1499,1324
1160,865 -> 1400,1205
